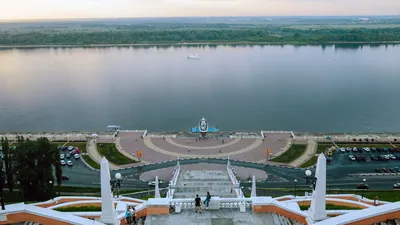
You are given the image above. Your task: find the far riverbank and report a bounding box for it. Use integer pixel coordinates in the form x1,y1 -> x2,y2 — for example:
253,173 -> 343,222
1,41 -> 400,49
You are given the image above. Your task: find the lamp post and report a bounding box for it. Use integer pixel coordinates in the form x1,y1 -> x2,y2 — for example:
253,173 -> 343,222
294,179 -> 297,198
49,180 -> 53,199
305,170 -> 317,191
361,178 -> 367,199
110,173 -> 122,198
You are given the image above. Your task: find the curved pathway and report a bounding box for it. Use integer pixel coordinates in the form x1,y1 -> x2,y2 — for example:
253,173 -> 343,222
165,137 -> 241,149
289,140 -> 317,167
144,137 -> 263,158
86,139 -> 119,170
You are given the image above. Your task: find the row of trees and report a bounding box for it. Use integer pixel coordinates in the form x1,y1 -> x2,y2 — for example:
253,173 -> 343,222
1,137 -> 62,201
0,27 -> 399,45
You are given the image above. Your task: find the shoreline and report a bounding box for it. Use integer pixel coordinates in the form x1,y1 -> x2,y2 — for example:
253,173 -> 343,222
1,41 -> 400,49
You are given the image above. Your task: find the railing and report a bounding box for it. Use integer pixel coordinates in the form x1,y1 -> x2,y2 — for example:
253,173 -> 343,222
226,163 -> 242,198
166,163 -> 181,198
169,197 -> 252,210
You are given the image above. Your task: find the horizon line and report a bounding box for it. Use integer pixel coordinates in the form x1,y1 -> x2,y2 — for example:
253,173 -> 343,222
1,14 -> 399,23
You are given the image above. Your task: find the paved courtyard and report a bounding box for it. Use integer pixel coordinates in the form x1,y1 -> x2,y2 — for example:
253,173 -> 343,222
118,132 -> 291,164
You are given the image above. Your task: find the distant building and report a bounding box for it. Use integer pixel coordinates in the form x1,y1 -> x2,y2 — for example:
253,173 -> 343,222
358,18 -> 370,21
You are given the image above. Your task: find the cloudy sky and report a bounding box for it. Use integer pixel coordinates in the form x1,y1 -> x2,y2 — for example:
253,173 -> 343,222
0,0 -> 399,20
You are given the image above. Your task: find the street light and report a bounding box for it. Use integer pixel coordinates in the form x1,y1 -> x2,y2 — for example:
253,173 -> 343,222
294,179 -> 297,198
305,170 -> 317,190
110,173 -> 122,198
361,178 -> 367,199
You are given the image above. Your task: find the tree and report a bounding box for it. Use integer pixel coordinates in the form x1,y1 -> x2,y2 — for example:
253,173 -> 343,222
1,137 -> 14,192
14,137 -> 62,201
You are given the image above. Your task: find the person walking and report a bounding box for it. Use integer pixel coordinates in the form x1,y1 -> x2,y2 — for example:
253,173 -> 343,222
125,207 -> 132,225
204,191 -> 211,209
195,194 -> 201,213
130,206 -> 137,225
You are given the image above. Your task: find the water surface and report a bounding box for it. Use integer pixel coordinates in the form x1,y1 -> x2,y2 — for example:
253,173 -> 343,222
0,44 -> 399,132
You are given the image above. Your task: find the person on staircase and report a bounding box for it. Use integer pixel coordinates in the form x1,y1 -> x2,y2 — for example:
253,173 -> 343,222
204,191 -> 211,210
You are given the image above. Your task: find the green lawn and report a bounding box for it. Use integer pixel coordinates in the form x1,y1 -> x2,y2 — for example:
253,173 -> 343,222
300,156 -> 318,168
54,205 -> 101,212
300,204 -> 361,211
81,155 -> 100,170
336,143 -> 394,148
258,188 -> 400,202
271,144 -> 307,163
317,143 -> 334,154
97,143 -> 136,165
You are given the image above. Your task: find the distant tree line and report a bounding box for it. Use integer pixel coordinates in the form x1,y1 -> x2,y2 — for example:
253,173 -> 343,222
0,27 -> 399,45
1,137 -> 62,201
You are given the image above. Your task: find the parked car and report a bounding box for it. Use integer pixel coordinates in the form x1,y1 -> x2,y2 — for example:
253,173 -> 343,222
394,167 -> 400,172
60,154 -> 65,160
340,148 -> 346,153
381,168 -> 390,173
388,168 -> 394,173
388,154 -> 397,160
74,154 -> 80,159
361,156 -> 367,161
374,168 -> 382,173
371,147 -> 377,152
346,147 -> 352,152
364,147 -> 370,152
60,146 -> 68,151
377,148 -> 383,152
70,150 -> 77,155
62,175 -> 70,180
357,183 -> 369,189
349,155 -> 356,161
370,155 -> 378,161
394,183 -> 400,188
67,160 -> 73,166
66,153 -> 71,158
148,180 -> 164,187
67,146 -> 74,151
61,160 -> 66,166
352,147 -> 358,152
356,155 -> 362,161
383,148 -> 389,152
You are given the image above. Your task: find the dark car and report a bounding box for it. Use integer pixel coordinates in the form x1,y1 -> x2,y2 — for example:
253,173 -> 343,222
394,167 -> 400,172
61,175 -> 69,180
389,148 -> 395,152
357,183 -> 369,189
374,168 -> 382,172
361,156 -> 367,161
371,147 -> 377,152
356,155 -> 362,161
377,148 -> 383,152
382,168 -> 390,173
388,168 -> 394,173
60,146 -> 68,151
370,155 -> 378,161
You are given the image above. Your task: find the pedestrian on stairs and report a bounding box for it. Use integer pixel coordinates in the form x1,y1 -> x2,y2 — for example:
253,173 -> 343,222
125,207 -> 132,225
195,194 -> 201,213
204,191 -> 211,209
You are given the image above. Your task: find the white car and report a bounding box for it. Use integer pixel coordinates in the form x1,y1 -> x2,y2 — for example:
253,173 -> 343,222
148,180 -> 163,186
388,154 -> 396,160
364,147 -> 370,152
67,146 -> 74,151
352,147 -> 358,152
349,155 -> 356,161
60,154 -> 65,160
394,183 -> 400,188
67,160 -> 73,166
61,160 -> 66,166
74,154 -> 80,159
340,148 -> 346,152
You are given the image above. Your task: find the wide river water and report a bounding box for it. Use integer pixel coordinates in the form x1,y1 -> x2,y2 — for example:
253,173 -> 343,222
0,44 -> 399,132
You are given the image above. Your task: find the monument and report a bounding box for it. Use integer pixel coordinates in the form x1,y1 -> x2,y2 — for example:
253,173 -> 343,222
251,175 -> 257,197
100,157 -> 117,224
308,154 -> 327,221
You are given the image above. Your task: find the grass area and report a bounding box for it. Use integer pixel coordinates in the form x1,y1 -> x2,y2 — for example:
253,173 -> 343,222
54,205 -> 101,212
81,155 -> 100,170
271,144 -> 307,163
140,194 -> 166,200
300,156 -> 318,168
300,204 -> 361,211
54,142 -> 87,153
97,143 -> 136,165
317,143 -> 334,154
258,188 -> 400,202
335,143 -> 394,148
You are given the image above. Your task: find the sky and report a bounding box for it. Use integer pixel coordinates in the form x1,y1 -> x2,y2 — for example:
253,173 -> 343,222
0,0 -> 399,20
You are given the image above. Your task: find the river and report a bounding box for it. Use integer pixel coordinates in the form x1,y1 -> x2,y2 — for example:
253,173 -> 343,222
0,44 -> 399,132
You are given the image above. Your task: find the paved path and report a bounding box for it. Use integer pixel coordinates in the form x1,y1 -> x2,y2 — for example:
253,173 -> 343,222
165,137 -> 241,149
289,140 -> 317,167
144,137 -> 263,158
115,137 -> 151,165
